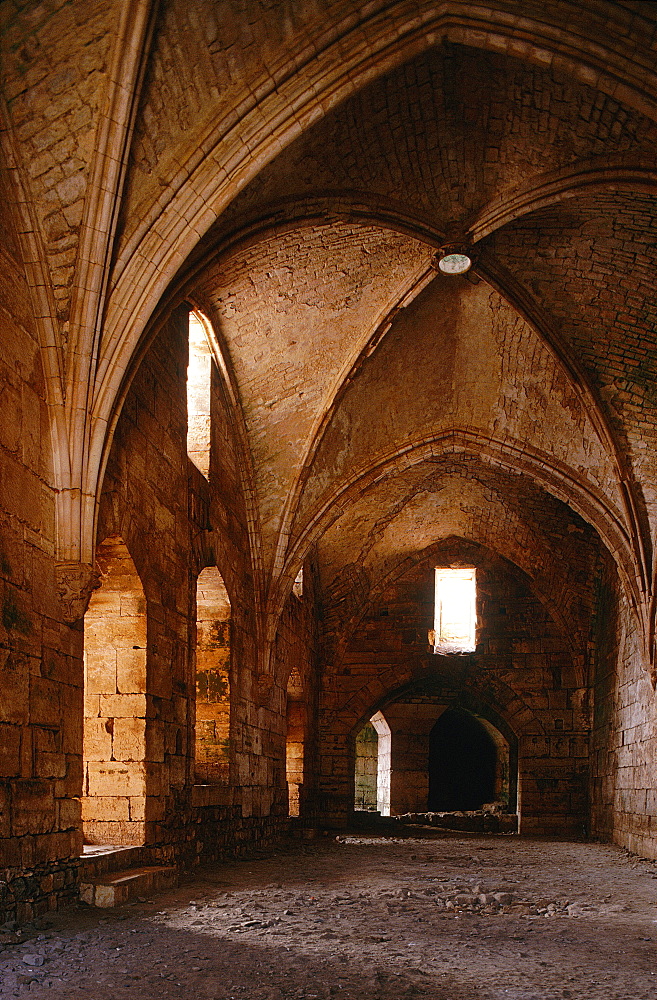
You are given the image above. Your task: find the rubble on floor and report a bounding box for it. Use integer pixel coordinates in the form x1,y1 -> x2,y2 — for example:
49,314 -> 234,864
394,808 -> 519,833
0,834 -> 655,998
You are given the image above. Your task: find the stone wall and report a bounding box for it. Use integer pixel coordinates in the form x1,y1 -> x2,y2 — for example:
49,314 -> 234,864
3,1 -> 657,925
0,249 -> 84,920
385,701 -> 447,816
315,538 -> 591,835
194,567 -> 231,784
273,562 -> 321,823
96,305 -> 194,850
590,556 -> 657,859
95,305 -> 292,864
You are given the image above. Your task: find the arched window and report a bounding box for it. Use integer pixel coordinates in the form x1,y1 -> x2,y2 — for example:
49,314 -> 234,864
187,310 -> 212,478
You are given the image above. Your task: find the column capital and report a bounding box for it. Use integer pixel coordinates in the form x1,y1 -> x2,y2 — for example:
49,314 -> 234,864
55,561 -> 101,623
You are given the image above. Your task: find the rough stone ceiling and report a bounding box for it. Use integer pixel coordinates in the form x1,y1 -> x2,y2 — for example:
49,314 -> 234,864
1,0 -> 116,328
487,191 -> 657,537
214,43 -> 657,241
2,1 -> 655,626
293,277 -> 622,516
0,164 -> 21,265
194,222 -> 433,564
266,268 -> 623,592
115,0 -> 372,265
193,246 -> 632,603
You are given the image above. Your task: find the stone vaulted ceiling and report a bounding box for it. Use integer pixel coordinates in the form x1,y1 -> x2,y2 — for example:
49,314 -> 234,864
2,0 -> 657,655
181,29 -> 657,645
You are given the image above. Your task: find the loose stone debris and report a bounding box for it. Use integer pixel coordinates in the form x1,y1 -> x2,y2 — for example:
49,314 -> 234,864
392,809 -> 518,834
0,833 -> 655,999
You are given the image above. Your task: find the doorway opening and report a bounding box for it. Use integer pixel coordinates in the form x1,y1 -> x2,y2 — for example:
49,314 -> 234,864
354,711 -> 391,815
82,536 -> 147,846
286,664 -> 310,818
428,708 -> 499,811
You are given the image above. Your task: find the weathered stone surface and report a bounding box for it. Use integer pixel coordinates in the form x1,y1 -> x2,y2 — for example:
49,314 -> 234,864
2,0 -> 657,926
55,563 -> 100,624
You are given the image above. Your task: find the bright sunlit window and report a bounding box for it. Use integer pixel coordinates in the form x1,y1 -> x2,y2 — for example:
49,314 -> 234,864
432,567 -> 476,653
187,311 -> 212,478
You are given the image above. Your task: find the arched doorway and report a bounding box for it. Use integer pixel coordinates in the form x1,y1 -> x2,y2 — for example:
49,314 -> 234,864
428,708 -> 497,811
82,535 -> 147,846
354,711 -> 391,815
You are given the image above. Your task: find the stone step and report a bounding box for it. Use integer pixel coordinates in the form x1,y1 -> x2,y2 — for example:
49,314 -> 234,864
80,865 -> 178,908
80,845 -> 151,881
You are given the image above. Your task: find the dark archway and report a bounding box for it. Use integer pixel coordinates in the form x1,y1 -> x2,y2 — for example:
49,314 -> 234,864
428,708 -> 497,811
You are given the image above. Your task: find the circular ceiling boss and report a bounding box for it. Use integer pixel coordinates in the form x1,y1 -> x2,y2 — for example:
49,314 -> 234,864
435,244 -> 474,275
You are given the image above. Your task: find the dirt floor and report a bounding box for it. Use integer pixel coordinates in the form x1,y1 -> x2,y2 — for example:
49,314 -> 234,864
1,831 -> 656,999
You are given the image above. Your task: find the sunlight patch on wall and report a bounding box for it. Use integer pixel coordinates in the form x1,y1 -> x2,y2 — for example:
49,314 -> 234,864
187,311 -> 212,478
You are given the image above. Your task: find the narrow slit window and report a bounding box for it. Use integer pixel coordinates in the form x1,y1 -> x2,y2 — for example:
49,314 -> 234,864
432,567 -> 476,653
187,311 -> 212,478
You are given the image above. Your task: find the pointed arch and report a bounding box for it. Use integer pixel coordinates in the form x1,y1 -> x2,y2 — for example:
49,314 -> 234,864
83,535 -> 147,846
85,0 -> 657,578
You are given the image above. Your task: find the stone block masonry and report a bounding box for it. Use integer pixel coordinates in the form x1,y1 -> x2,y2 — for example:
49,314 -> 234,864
3,0 -> 657,923
314,538 -> 592,836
